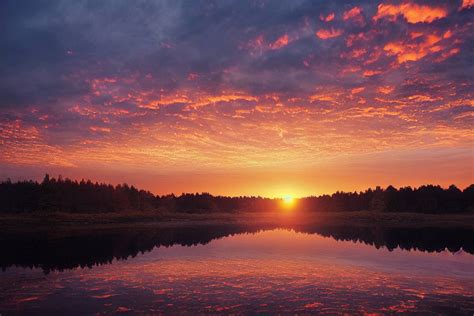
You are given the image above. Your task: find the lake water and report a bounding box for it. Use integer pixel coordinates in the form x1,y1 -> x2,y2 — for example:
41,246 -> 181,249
1,225 -> 474,314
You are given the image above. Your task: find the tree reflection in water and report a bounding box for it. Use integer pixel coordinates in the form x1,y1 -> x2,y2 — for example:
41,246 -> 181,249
1,224 -> 473,273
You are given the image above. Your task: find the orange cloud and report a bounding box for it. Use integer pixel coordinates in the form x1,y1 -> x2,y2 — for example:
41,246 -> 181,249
407,94 -> 440,102
443,30 -> 453,39
378,86 -> 395,94
363,70 -> 382,77
0,120 -> 75,167
410,31 -> 424,39
316,28 -> 343,39
190,92 -> 259,109
269,34 -> 289,50
383,33 -> 449,64
373,2 -> 448,24
309,89 -> 343,103
351,87 -> 365,95
460,0 -> 474,10
320,12 -> 335,22
137,95 -> 191,109
384,42 -> 425,63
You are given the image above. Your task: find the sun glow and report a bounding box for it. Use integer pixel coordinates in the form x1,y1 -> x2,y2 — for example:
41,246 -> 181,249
282,195 -> 295,208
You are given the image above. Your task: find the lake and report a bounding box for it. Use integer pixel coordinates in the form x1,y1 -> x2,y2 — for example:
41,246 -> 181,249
1,224 -> 474,314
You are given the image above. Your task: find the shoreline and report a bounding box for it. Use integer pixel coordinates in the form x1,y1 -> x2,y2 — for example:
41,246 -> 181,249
1,211 -> 474,236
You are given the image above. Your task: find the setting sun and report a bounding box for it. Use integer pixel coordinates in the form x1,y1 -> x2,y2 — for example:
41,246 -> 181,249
282,195 -> 295,207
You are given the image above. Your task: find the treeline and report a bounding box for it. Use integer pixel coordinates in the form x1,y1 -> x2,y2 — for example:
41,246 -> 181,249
298,185 -> 473,214
0,175 -> 157,213
0,175 -> 473,214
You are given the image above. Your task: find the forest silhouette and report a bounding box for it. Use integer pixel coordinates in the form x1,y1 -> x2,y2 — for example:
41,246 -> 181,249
1,174 -> 472,214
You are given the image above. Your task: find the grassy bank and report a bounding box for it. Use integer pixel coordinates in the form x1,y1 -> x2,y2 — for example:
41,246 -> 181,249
1,210 -> 474,235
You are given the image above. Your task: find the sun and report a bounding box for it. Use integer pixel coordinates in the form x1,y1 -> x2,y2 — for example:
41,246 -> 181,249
282,195 -> 295,207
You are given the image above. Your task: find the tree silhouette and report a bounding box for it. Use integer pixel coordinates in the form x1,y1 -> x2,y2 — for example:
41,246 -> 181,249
0,175 -> 472,214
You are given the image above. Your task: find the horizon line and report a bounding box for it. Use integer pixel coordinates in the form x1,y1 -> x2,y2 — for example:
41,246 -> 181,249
2,174 -> 472,200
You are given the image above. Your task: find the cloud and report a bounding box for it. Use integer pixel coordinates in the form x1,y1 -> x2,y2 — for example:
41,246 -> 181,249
269,34 -> 290,50
378,86 -> 395,94
374,2 -> 448,23
435,47 -> 461,62
460,0 -> 474,10
343,7 -> 365,25
90,126 -> 111,133
363,70 -> 383,77
351,87 -> 365,94
316,28 -> 343,39
320,12 -> 335,22
383,31 -> 458,64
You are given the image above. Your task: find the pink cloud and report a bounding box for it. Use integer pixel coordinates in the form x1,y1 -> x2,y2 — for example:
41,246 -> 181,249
343,7 -> 364,25
316,28 -> 343,40
320,12 -> 335,22
269,34 -> 290,50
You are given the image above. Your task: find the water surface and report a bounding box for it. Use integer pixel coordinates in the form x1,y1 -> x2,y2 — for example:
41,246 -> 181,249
1,226 -> 473,314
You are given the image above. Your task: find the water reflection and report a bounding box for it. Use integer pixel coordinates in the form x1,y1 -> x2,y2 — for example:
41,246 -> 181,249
0,226 -> 473,314
1,223 -> 473,273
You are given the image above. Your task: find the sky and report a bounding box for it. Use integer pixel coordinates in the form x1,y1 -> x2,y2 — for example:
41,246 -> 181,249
0,0 -> 473,197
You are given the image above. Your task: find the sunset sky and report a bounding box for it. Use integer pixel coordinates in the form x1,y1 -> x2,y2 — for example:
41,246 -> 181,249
0,0 -> 473,197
